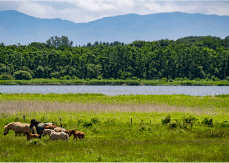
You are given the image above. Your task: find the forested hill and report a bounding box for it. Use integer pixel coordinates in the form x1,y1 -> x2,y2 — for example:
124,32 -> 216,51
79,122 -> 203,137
0,35 -> 229,81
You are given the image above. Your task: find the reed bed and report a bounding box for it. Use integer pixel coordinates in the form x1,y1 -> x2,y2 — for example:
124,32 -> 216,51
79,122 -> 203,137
0,101 -> 222,116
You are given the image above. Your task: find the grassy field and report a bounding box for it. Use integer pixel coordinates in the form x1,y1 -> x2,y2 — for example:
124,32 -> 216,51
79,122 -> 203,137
0,93 -> 229,161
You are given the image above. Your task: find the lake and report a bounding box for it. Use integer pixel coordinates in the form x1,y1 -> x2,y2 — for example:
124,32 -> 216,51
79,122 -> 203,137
0,85 -> 229,96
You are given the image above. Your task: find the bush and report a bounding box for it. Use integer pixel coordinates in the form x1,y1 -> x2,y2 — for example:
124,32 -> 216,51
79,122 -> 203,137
161,77 -> 168,82
83,121 -> 92,128
202,118 -> 213,127
131,76 -> 138,80
0,74 -> 12,80
97,76 -> 102,80
169,123 -> 177,128
91,117 -> 100,124
13,71 -> 32,80
174,77 -> 183,81
161,115 -> 171,125
71,75 -> 79,80
183,116 -> 198,127
60,75 -> 71,80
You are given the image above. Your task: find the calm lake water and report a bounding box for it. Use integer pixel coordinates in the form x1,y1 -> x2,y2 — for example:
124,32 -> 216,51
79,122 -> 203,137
0,85 -> 229,96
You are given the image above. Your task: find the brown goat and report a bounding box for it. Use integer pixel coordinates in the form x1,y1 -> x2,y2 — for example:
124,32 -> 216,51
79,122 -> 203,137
44,125 -> 58,129
24,130 -> 40,141
67,130 -> 85,141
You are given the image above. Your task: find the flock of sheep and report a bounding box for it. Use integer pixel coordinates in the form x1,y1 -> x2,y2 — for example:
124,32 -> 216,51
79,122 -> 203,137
3,119 -> 85,142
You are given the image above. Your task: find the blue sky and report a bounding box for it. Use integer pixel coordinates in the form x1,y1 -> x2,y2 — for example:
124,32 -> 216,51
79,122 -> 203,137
0,1 -> 229,23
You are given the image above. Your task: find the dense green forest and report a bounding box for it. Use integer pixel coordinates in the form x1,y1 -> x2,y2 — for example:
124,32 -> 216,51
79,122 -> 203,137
0,35 -> 229,81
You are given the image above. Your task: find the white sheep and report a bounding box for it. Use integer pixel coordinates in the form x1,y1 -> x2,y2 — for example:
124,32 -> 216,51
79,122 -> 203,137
49,131 -> 69,141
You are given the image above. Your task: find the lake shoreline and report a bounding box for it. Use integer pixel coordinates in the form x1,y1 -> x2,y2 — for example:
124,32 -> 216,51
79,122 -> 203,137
0,79 -> 229,86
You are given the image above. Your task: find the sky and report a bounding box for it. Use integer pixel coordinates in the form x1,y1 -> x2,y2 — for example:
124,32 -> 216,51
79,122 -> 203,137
0,0 -> 229,23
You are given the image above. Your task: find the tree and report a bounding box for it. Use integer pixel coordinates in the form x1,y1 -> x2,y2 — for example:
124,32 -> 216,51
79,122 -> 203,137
225,36 -> 229,48
46,36 -> 73,48
13,71 -> 32,80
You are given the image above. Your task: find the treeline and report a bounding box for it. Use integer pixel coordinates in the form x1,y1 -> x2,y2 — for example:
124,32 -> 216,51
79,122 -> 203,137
0,35 -> 229,80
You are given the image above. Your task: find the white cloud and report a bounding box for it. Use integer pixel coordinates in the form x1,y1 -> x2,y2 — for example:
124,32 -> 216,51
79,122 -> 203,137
0,1 -> 229,23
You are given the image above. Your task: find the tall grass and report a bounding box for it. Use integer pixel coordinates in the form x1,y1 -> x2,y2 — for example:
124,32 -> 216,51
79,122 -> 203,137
0,93 -> 228,111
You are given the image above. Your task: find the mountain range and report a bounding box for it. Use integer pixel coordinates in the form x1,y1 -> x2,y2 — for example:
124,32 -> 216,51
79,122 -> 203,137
0,10 -> 229,46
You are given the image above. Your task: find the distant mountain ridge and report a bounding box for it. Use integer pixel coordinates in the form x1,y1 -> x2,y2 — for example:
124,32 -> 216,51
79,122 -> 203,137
0,10 -> 229,46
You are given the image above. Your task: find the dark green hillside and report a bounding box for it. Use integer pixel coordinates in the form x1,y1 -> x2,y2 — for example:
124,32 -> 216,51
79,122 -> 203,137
0,35 -> 229,81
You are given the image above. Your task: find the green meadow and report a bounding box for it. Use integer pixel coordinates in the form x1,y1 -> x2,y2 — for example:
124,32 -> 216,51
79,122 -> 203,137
0,93 -> 229,162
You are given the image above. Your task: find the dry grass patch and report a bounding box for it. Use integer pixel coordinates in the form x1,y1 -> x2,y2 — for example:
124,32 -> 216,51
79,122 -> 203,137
0,100 -> 219,115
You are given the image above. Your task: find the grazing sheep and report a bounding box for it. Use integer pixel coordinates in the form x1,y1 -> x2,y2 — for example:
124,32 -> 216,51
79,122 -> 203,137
44,125 -> 58,129
54,127 -> 67,132
43,129 -> 55,136
68,130 -> 85,141
24,130 -> 40,141
49,131 -> 69,141
4,122 -> 35,136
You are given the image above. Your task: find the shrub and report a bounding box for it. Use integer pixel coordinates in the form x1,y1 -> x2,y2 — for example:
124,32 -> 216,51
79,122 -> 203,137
97,76 -> 102,80
50,72 -> 60,79
139,126 -> 150,131
202,118 -> 213,127
0,74 -> 12,80
13,71 -> 32,80
161,115 -> 171,125
183,115 -> 198,127
161,77 -> 168,82
60,75 -> 71,80
131,76 -> 138,80
83,121 -> 92,128
205,77 -> 209,81
220,121 -> 229,127
169,123 -> 177,128
91,117 -> 100,124
174,77 -> 183,81
72,75 -> 79,80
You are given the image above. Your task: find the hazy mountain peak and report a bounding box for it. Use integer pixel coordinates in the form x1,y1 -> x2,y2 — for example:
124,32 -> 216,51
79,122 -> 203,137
0,10 -> 228,46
